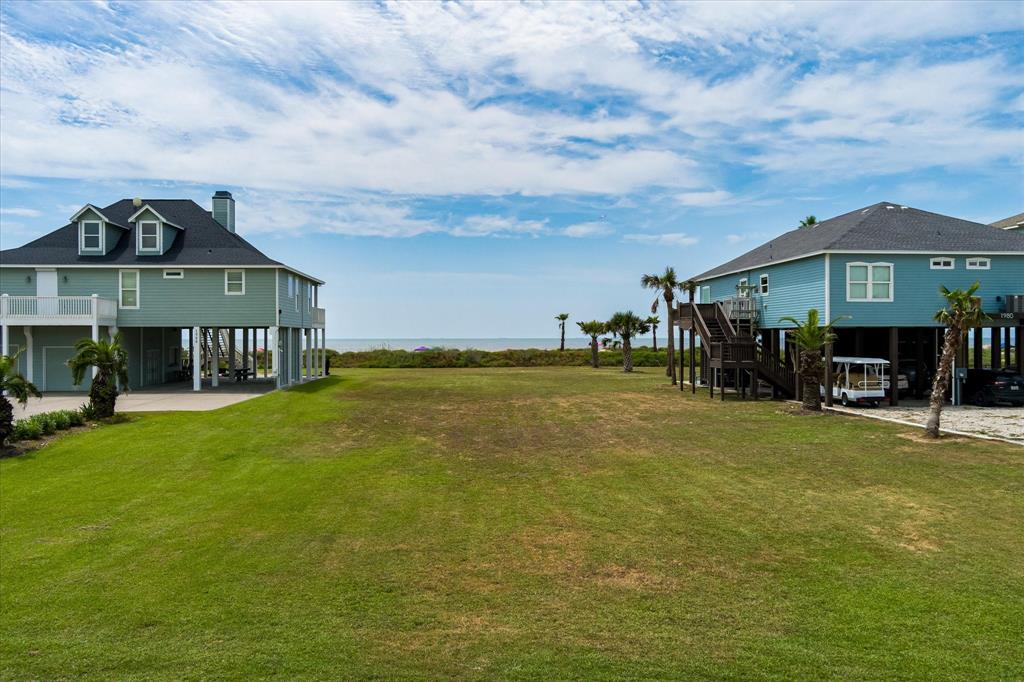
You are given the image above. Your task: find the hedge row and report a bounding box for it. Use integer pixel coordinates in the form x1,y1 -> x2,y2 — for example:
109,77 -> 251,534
326,346 -> 689,369
9,407 -> 89,442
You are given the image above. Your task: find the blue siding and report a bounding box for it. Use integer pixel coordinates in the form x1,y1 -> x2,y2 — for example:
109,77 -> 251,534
699,256 -> 827,328
829,254 -> 1024,327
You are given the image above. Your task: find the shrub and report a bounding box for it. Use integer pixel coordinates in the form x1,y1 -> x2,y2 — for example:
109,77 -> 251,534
80,402 -> 98,422
32,413 -> 56,436
11,419 -> 42,441
66,409 -> 85,427
52,410 -> 72,430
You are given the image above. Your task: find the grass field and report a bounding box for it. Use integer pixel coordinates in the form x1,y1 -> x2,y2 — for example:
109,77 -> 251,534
2,368 -> 1022,679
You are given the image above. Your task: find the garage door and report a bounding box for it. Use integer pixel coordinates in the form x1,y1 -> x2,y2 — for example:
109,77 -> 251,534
44,346 -> 83,392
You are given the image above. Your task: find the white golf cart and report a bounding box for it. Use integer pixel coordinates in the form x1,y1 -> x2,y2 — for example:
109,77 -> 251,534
824,356 -> 892,407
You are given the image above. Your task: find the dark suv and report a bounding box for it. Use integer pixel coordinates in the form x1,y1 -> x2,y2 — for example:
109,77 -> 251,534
965,369 -> 1024,407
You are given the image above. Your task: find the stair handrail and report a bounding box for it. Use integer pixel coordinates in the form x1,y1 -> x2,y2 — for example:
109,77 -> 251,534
713,301 -> 740,339
690,303 -> 715,358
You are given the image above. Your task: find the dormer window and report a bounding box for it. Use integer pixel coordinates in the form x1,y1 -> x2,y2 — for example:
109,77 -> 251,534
137,221 -> 161,253
80,221 -> 102,251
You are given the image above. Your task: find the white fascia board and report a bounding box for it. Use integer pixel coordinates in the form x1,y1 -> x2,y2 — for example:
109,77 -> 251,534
0,262 -> 326,285
127,204 -> 185,230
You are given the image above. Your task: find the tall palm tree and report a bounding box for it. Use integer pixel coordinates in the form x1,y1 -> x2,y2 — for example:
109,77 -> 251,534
606,311 -> 651,373
679,279 -> 697,302
555,313 -> 570,351
778,309 -> 844,411
577,320 -> 606,369
646,316 -> 660,351
926,283 -> 986,437
641,267 -> 679,383
799,215 -> 818,228
0,352 -> 41,445
68,333 -> 130,418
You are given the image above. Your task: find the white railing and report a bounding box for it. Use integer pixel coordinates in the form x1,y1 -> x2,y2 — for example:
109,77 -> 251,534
722,295 -> 759,320
0,294 -> 118,324
312,307 -> 326,327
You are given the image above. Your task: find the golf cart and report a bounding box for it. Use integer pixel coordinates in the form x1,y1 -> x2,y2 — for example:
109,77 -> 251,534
824,356 -> 892,407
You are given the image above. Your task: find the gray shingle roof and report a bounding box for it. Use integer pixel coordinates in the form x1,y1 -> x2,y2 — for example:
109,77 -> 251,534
989,212 -> 1024,229
0,199 -> 321,282
693,202 -> 1024,280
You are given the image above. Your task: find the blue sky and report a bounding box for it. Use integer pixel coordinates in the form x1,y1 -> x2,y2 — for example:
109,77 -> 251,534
1,1 -> 1022,338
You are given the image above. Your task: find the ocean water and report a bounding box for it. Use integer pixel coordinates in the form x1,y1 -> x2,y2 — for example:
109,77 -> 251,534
326,337 -> 665,352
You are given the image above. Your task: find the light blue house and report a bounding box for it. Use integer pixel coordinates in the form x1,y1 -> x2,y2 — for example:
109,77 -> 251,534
678,202 -> 1024,403
0,192 -> 326,392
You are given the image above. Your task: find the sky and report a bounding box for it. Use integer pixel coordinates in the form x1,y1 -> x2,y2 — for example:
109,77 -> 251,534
1,1 -> 1022,339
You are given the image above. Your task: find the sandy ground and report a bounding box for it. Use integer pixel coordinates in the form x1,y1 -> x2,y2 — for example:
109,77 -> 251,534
832,404 -> 1024,445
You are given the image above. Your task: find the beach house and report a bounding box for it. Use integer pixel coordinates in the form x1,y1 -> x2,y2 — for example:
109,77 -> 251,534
0,192 -> 326,392
676,202 -> 1024,404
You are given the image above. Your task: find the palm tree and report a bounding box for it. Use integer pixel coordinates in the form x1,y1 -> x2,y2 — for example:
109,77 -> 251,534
646,316 -> 660,351
778,309 -> 845,411
68,333 -> 130,418
606,311 -> 651,373
799,215 -> 818,228
555,313 -> 570,351
926,283 -> 986,438
1,352 -> 41,445
641,267 -> 679,383
679,279 -> 697,302
577,320 -> 606,368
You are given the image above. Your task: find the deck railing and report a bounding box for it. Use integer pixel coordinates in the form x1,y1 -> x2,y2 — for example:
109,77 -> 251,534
0,294 -> 118,324
311,307 -> 326,327
721,295 -> 759,321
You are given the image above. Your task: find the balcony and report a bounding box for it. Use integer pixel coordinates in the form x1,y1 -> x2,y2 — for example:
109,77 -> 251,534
312,307 -> 326,328
721,295 -> 759,321
0,295 -> 118,327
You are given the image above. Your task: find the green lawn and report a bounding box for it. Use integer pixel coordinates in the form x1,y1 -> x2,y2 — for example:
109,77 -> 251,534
2,368 -> 1022,679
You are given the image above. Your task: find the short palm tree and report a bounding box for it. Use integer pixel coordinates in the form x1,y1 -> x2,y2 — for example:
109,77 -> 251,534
1,352 -> 41,445
646,316 -> 660,351
68,333 -> 130,418
641,267 -> 679,383
778,309 -> 844,411
577,320 -> 606,368
606,311 -> 651,373
799,215 -> 818,228
555,313 -> 570,351
926,283 -> 986,437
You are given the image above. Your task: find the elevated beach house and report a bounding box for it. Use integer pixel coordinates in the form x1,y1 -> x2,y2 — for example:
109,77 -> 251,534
676,202 -> 1024,404
0,192 -> 326,391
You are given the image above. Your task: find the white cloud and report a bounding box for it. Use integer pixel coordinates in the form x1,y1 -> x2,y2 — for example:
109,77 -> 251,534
725,234 -> 746,244
676,190 -> 733,207
450,215 -> 548,238
0,207 -> 42,217
563,221 -> 613,238
623,232 -> 699,247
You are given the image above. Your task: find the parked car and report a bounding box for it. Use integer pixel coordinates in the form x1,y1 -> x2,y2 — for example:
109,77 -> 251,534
898,361 -> 933,397
964,369 -> 1024,407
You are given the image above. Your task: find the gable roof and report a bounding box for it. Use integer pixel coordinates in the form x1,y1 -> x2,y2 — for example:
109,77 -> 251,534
693,202 -> 1024,280
990,212 -> 1024,230
0,198 -> 324,284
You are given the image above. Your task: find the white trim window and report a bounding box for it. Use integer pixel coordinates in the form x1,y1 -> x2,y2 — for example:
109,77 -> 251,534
80,220 -> 102,252
966,257 -> 991,270
737,277 -> 750,298
119,269 -> 140,309
846,262 -> 893,302
759,273 -> 769,296
225,269 -> 245,295
137,221 -> 160,252
163,269 -> 184,279
929,257 -> 954,270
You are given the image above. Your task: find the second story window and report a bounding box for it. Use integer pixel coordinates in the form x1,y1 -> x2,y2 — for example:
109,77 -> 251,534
138,221 -> 160,251
119,270 -> 139,309
759,274 -> 769,295
81,221 -> 102,251
225,269 -> 245,295
930,257 -> 954,270
966,257 -> 990,270
847,262 -> 893,302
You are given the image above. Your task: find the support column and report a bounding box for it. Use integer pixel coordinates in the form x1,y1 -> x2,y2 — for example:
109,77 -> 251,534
1005,327 -> 1013,368
973,327 -> 983,369
991,328 -> 1000,370
242,328 -> 249,380
192,326 -> 201,391
23,326 -> 33,384
889,327 -> 899,406
1016,326 -> 1023,375
229,329 -> 237,382
211,327 -> 219,388
263,328 -> 269,378
824,341 -> 833,407
0,294 -> 8,358
270,327 -> 280,387
689,328 -> 696,393
915,328 -> 925,399
91,293 -> 100,379
305,328 -> 312,380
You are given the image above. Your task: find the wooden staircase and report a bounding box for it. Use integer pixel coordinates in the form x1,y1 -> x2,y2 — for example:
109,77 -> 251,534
679,301 -> 796,399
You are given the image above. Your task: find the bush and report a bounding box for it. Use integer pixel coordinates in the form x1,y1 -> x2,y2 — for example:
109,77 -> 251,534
66,409 -> 85,427
52,411 -> 72,430
327,346 -> 687,369
11,419 -> 42,441
32,413 -> 56,436
80,402 -> 98,422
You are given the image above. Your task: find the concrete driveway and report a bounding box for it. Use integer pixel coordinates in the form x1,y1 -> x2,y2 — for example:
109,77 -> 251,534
12,380 -> 276,419
830,401 -> 1024,445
